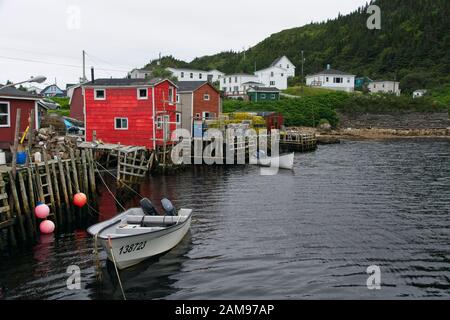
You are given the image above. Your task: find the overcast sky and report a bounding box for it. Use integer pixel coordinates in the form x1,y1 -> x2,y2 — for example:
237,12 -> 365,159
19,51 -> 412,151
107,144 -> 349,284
0,0 -> 368,88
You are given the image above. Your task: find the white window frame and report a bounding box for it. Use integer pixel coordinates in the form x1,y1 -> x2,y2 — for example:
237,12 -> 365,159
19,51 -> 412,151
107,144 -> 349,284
94,89 -> 106,100
176,113 -> 181,125
270,81 -> 275,86
114,117 -> 128,130
199,73 -> 203,79
168,87 -> 174,104
0,101 -> 11,128
202,111 -> 211,120
203,94 -> 210,101
137,88 -> 148,100
156,116 -> 163,129
271,94 -> 276,99
261,94 -> 267,99
176,94 -> 180,103
181,72 -> 184,78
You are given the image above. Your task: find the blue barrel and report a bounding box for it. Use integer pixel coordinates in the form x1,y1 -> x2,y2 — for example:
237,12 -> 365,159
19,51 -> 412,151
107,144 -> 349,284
16,152 -> 27,165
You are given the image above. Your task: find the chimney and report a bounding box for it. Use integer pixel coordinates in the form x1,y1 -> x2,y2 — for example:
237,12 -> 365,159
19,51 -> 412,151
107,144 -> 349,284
327,64 -> 331,70
91,66 -> 95,83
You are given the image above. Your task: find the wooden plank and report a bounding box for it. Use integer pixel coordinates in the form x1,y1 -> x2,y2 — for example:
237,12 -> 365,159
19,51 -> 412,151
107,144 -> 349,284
18,172 -> 35,238
58,157 -> 70,208
0,194 -> 8,200
26,167 -> 37,233
11,108 -> 21,177
81,150 -> 89,195
8,171 -> 26,241
43,152 -> 56,215
0,206 -> 11,213
0,219 -> 14,229
69,148 -> 80,192
0,173 -> 17,248
51,162 -> 62,225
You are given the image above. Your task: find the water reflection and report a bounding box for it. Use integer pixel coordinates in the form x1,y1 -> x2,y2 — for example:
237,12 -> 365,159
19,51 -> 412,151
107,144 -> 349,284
0,139 -> 449,299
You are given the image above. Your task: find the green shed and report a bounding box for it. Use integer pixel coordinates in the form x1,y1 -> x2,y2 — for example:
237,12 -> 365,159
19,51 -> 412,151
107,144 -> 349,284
247,87 -> 280,102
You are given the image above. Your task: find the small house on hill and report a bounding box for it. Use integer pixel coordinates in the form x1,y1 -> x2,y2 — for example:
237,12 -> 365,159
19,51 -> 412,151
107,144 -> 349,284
306,65 -> 355,92
368,81 -> 401,96
41,84 -> 65,97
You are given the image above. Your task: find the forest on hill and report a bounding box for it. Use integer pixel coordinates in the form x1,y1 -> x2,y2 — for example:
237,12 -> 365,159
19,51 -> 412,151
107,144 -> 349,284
144,0 -> 450,95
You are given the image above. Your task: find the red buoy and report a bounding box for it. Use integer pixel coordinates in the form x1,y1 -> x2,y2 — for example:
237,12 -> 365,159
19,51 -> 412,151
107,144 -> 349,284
40,220 -> 55,234
35,204 -> 50,219
73,193 -> 87,208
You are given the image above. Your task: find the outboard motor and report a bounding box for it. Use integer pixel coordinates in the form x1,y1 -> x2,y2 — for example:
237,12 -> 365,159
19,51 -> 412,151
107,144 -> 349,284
140,198 -> 159,216
161,198 -> 177,216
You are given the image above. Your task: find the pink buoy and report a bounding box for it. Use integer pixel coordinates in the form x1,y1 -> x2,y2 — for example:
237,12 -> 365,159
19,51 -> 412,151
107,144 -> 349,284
35,204 -> 50,219
40,220 -> 55,234
73,192 -> 87,208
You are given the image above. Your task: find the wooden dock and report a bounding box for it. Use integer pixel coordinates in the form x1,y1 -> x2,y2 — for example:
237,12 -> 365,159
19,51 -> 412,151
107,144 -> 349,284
0,148 -> 97,250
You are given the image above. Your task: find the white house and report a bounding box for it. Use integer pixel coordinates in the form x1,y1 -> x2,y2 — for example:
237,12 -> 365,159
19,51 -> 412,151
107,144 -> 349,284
368,81 -> 401,96
220,74 -> 260,98
413,89 -> 427,98
270,56 -> 296,78
306,65 -> 355,92
166,67 -> 224,83
128,68 -> 152,79
255,66 -> 289,90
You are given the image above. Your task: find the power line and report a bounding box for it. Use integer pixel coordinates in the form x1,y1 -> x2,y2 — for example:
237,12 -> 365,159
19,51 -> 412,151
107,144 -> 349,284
0,54 -> 129,73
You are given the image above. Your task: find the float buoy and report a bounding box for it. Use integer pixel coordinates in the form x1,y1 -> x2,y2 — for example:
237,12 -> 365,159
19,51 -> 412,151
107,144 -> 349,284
35,204 -> 50,219
40,220 -> 55,234
73,192 -> 87,208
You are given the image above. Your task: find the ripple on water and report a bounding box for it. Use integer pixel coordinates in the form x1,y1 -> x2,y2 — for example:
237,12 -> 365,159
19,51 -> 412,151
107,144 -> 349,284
0,139 -> 449,299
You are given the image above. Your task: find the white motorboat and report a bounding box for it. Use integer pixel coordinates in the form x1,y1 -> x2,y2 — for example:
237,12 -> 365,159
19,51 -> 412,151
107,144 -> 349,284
251,151 -> 295,170
87,198 -> 193,270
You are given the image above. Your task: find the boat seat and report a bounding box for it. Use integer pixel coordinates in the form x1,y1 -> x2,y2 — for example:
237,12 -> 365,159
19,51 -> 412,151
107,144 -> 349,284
116,224 -> 165,235
126,215 -> 187,226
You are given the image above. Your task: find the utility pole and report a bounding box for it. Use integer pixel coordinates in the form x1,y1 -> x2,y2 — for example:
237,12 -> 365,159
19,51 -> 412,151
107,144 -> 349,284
301,50 -> 305,81
82,50 -> 86,82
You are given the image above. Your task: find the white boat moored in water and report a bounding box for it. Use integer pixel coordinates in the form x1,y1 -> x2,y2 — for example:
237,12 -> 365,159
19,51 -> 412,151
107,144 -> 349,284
251,151 -> 295,170
87,198 -> 193,270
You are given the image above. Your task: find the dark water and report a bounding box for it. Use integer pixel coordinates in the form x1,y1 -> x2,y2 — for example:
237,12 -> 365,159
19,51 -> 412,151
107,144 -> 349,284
1,139 -> 450,299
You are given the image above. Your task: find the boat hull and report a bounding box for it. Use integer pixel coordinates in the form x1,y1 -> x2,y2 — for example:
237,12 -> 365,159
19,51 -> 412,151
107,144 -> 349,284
99,217 -> 192,270
251,152 -> 295,170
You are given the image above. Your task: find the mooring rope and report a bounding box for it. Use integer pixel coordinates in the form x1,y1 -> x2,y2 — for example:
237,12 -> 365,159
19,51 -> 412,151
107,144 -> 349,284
94,161 -> 146,200
94,162 -> 126,211
108,235 -> 127,300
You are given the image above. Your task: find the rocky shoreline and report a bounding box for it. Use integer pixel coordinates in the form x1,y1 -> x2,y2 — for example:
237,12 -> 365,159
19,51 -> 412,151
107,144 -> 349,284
318,127 -> 450,142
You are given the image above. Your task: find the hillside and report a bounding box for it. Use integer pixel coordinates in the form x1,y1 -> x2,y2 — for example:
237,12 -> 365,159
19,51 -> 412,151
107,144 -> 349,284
145,0 -> 450,95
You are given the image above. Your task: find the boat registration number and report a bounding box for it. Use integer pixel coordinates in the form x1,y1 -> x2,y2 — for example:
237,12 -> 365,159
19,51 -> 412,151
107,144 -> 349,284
118,241 -> 147,255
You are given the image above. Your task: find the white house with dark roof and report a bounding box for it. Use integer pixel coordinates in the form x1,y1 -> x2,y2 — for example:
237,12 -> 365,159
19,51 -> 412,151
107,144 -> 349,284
270,56 -> 296,78
255,66 -> 289,90
220,74 -> 260,98
128,68 -> 152,79
166,67 -> 224,83
306,65 -> 355,92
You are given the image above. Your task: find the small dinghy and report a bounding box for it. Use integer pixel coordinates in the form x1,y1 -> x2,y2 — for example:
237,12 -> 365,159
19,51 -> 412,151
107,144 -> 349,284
251,151 -> 295,170
87,198 -> 193,270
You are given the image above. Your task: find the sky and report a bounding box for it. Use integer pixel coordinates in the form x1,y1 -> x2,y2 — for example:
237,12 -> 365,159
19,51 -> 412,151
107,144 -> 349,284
0,0 -> 368,88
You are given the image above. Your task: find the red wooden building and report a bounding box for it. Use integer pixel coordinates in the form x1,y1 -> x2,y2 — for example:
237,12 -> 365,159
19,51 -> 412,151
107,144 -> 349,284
83,78 -> 178,150
0,86 -> 42,150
